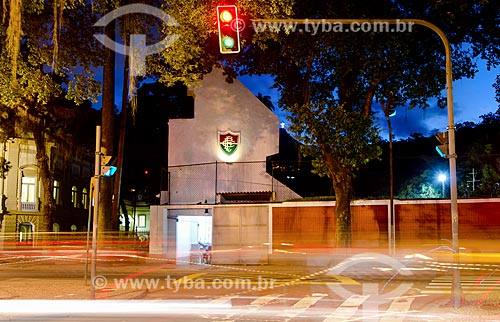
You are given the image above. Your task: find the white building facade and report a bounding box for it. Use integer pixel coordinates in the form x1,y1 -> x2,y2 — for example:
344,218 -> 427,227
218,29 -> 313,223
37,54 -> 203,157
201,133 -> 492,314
167,70 -> 299,205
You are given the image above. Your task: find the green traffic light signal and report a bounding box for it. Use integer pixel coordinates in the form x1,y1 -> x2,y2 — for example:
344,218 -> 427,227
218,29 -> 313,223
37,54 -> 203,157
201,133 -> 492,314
101,155 -> 117,177
222,36 -> 235,49
435,132 -> 449,158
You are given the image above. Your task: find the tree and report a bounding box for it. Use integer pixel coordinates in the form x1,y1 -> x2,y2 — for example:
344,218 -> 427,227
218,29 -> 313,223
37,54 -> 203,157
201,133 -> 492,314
0,1 -> 101,231
235,0 -> 498,246
290,103 -> 381,246
256,93 -> 275,111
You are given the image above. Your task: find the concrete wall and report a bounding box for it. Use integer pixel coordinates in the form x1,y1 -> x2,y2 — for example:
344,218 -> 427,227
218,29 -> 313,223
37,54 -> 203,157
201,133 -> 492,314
149,206 -> 176,258
212,205 -> 269,265
150,198 -> 500,265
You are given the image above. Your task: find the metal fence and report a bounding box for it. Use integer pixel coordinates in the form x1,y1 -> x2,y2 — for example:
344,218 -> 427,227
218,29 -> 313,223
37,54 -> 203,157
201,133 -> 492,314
168,161 -> 300,204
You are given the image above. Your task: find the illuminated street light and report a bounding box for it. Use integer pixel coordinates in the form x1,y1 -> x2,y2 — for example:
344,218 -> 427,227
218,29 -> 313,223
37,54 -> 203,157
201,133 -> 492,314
438,173 -> 447,197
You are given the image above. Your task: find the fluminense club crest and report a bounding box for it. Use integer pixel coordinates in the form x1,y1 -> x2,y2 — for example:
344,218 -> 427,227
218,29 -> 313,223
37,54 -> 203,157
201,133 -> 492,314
218,130 -> 240,155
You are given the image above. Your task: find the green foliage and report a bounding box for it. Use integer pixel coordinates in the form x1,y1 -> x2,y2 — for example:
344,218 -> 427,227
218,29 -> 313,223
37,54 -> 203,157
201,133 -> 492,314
479,164 -> 500,197
0,156 -> 11,179
290,103 -> 381,178
151,0 -> 294,86
397,169 -> 441,199
495,75 -> 500,107
0,1 -> 101,111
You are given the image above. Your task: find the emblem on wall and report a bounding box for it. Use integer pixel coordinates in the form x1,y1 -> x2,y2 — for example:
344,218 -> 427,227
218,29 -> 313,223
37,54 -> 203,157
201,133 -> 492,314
218,130 -> 240,155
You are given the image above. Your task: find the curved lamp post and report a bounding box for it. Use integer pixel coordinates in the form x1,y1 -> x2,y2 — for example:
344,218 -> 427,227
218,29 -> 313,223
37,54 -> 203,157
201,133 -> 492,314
252,18 -> 461,307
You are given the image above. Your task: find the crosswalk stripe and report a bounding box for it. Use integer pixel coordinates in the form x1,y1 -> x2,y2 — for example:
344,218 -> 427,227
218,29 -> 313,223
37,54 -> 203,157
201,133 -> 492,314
292,295 -> 324,308
249,293 -> 282,306
323,294 -> 370,321
279,295 -> 324,319
379,297 -> 415,322
423,275 -> 500,294
214,294 -> 283,322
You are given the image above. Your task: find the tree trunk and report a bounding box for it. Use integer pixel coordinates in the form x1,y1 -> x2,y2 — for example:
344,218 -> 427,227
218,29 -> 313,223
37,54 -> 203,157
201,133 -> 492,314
332,171 -> 352,248
324,152 -> 353,248
32,121 -> 54,233
111,52 -> 129,231
99,20 -> 116,238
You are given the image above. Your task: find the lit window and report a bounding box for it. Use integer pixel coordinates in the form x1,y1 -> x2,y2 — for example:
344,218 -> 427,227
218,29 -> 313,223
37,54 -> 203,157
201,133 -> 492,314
82,188 -> 88,209
138,215 -> 146,228
21,177 -> 36,203
71,186 -> 78,208
53,180 -> 61,205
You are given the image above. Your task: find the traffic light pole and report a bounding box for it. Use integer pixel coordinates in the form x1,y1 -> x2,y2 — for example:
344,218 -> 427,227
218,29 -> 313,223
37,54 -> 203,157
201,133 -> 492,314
90,126 -> 102,300
252,18 -> 461,307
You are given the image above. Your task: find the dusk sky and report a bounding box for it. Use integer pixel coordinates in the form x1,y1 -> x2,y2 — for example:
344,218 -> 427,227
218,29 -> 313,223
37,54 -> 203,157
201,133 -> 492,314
107,53 -> 499,141
239,60 -> 500,140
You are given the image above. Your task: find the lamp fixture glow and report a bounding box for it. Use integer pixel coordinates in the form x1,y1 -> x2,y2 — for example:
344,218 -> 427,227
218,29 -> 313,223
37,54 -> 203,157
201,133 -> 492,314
220,10 -> 233,23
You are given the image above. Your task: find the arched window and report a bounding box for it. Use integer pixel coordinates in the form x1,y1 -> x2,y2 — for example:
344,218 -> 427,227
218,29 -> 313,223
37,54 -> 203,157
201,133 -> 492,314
82,188 -> 89,209
19,222 -> 33,242
53,180 -> 61,205
71,186 -> 78,208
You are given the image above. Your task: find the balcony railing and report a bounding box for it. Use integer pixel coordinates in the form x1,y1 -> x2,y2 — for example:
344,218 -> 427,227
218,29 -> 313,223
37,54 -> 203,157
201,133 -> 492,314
20,202 -> 37,212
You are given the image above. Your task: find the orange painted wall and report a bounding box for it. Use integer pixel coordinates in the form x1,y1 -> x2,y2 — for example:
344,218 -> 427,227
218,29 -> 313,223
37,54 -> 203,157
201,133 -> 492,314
272,201 -> 500,250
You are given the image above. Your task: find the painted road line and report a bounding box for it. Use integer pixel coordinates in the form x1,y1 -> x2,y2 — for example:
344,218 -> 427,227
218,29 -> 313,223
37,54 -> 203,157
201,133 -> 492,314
323,294 -> 370,321
213,294 -> 282,322
379,296 -> 416,322
423,276 -> 500,294
322,274 -> 360,285
292,295 -> 324,308
279,295 -> 325,318
249,293 -> 282,306
210,295 -> 238,304
175,272 -> 207,281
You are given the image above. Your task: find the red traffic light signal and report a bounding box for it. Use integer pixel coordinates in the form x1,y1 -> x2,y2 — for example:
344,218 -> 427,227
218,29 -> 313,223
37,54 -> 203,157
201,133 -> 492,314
216,5 -> 240,54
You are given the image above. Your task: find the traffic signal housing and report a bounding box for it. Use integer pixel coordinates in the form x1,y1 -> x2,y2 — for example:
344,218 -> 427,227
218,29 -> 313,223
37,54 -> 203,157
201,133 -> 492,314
101,155 -> 117,177
435,131 -> 449,158
216,5 -> 240,54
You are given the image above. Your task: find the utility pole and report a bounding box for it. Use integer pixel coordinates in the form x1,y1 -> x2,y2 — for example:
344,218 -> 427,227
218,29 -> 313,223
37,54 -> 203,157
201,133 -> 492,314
90,126 -> 102,300
380,98 -> 396,256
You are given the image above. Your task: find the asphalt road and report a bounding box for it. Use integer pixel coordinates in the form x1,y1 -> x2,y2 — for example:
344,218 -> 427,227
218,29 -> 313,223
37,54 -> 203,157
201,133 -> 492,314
1,252 -> 500,321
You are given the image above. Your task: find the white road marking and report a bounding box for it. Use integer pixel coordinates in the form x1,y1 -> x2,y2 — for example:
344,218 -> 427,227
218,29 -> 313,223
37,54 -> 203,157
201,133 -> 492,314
249,293 -> 282,306
280,295 -> 325,319
379,296 -> 415,322
323,294 -> 370,321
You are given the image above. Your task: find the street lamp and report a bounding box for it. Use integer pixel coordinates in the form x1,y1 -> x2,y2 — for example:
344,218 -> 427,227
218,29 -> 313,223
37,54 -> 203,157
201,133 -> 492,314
438,173 -> 447,197
251,17 -> 461,308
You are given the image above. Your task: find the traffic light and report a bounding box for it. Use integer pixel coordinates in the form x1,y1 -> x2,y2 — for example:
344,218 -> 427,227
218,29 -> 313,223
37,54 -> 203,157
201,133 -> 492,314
216,5 -> 240,54
435,132 -> 449,158
101,155 -> 117,177
387,105 -> 396,118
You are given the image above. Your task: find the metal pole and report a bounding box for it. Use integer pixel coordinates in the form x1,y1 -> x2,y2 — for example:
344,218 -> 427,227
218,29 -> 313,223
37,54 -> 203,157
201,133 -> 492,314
90,126 -> 102,299
215,160 -> 218,204
84,179 -> 94,284
388,110 -> 395,256
251,18 -> 461,307
419,20 -> 461,308
0,141 -> 6,212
